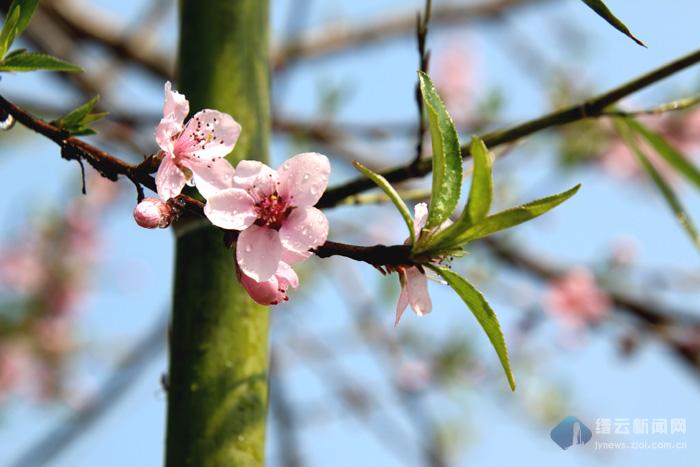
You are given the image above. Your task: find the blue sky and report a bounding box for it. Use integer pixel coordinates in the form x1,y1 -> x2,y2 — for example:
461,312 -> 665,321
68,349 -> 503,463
0,1 -> 699,466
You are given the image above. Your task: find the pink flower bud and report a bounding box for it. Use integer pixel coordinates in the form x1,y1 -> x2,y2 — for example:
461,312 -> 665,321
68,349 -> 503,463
133,197 -> 171,229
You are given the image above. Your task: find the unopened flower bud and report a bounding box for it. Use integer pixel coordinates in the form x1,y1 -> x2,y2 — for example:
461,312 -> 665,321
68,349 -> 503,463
133,197 -> 171,229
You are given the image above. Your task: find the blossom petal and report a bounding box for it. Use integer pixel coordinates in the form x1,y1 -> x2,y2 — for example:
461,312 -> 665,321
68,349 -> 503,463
395,272 -> 410,327
240,273 -> 284,305
406,267 -> 432,316
237,225 -> 283,282
155,117 -> 180,154
413,202 -> 429,234
279,206 -> 328,257
204,188 -> 257,230
163,81 -> 189,124
155,155 -> 187,200
276,261 -> 299,289
277,152 -> 330,207
185,157 -> 235,199
179,110 -> 241,161
233,160 -> 277,196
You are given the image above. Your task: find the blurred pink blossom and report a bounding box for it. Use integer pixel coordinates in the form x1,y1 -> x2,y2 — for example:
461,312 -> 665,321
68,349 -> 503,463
433,38 -> 478,126
543,267 -> 610,329
395,359 -> 432,393
0,241 -> 45,294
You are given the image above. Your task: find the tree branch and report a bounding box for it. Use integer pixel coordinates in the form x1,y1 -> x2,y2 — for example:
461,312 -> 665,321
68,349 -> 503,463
0,95 -> 418,268
317,47 -> 700,209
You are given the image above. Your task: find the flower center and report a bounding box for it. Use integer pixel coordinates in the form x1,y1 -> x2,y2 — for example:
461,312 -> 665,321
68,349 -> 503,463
255,193 -> 291,230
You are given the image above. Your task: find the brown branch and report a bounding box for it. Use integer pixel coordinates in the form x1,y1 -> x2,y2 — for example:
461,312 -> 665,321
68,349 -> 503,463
0,95 -> 417,268
317,47 -> 700,209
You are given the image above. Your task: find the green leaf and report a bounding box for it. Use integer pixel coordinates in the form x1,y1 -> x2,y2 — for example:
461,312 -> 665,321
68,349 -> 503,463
465,136 -> 493,224
0,51 -> 81,72
0,1 -> 40,58
428,265 -> 515,391
353,161 -> 416,244
415,137 -> 493,253
419,185 -> 580,252
0,6 -> 21,59
625,117 -> 700,191
418,71 -> 462,229
615,118 -> 700,251
580,0 -> 645,47
55,95 -> 100,128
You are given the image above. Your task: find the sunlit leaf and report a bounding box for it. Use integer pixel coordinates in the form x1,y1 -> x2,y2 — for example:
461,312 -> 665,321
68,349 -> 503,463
52,95 -> 108,136
465,136 -> 493,224
0,51 -> 81,72
421,185 -> 580,252
0,1 -> 40,58
580,0 -> 645,47
615,118 -> 700,252
0,6 -> 21,59
353,161 -> 416,244
625,117 -> 700,190
418,71 -> 462,229
428,265 -> 515,391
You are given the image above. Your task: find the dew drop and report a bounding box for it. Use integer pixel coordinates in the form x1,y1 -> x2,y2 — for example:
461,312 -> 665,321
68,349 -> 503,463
0,112 -> 16,131
302,173 -> 310,181
245,245 -> 252,252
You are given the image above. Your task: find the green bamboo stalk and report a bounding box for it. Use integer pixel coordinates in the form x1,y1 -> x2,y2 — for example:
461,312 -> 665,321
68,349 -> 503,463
165,1 -> 270,466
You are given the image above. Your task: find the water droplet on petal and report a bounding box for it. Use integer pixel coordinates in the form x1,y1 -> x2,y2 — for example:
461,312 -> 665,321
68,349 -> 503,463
302,173 -> 310,181
0,112 -> 16,131
245,245 -> 252,253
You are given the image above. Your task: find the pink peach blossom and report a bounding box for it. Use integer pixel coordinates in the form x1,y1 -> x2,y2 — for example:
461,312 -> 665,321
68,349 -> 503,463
543,267 -> 610,329
204,153 -> 330,301
155,81 -> 240,200
394,203 -> 433,326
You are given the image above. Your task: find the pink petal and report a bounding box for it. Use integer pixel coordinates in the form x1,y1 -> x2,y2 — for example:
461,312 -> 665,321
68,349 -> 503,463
203,188 -> 257,230
163,81 -> 189,124
395,272 -> 410,327
406,267 -> 432,316
155,117 -> 181,154
277,152 -> 330,207
276,261 -> 299,289
233,160 -> 278,196
281,248 -> 311,265
185,157 -> 235,199
413,202 -> 429,235
178,110 -> 241,161
155,155 -> 187,200
236,225 -> 283,282
240,273 -> 284,305
279,206 -> 328,257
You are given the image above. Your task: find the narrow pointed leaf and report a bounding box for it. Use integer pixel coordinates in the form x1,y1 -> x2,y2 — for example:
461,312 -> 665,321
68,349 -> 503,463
580,0 -> 645,47
55,95 -> 100,129
615,119 -> 700,251
428,265 -> 515,391
465,136 -> 493,224
625,117 -> 700,190
420,185 -> 580,252
353,161 -> 416,243
0,1 -> 40,58
0,51 -> 81,72
418,71 -> 462,229
0,6 -> 21,58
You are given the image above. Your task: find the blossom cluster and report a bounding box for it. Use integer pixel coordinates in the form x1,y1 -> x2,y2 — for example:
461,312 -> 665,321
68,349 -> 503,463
135,82 -> 330,305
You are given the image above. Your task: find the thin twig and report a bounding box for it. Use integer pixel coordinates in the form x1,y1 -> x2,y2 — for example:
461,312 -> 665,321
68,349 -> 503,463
317,47 -> 700,209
